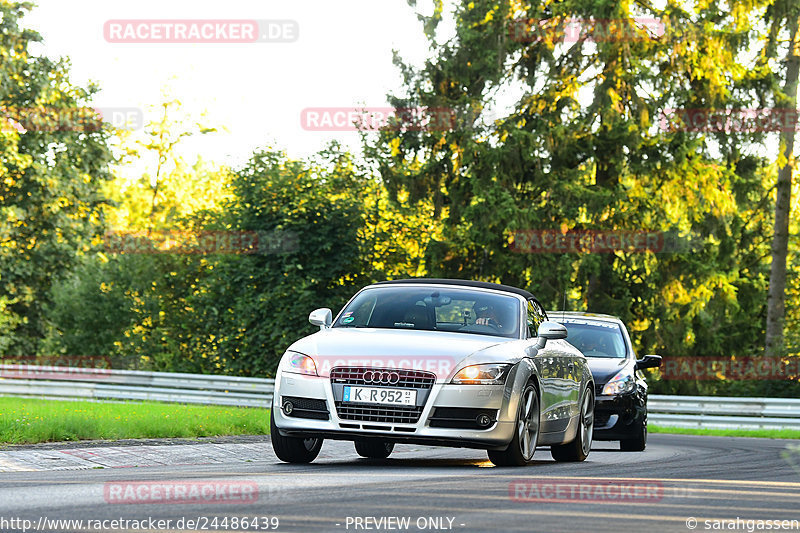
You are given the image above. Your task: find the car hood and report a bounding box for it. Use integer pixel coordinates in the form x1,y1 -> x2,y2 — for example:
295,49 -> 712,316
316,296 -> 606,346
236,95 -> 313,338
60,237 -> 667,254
586,357 -> 631,385
286,328 -> 512,379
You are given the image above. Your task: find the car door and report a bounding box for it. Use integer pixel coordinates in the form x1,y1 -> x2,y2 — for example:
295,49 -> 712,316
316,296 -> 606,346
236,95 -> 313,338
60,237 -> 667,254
525,299 -> 575,433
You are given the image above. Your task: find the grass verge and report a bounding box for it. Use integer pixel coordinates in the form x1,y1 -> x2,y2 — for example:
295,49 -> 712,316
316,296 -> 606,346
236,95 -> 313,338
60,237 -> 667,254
0,397 -> 270,445
651,425 -> 800,439
6,397 -> 797,445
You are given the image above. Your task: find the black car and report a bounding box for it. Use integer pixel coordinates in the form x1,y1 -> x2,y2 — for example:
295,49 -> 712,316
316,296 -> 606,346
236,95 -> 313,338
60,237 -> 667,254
552,312 -> 661,451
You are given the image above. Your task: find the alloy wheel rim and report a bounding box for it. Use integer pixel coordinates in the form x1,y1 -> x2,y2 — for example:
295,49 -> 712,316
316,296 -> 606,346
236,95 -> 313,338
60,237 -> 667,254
517,388 -> 539,460
581,392 -> 594,456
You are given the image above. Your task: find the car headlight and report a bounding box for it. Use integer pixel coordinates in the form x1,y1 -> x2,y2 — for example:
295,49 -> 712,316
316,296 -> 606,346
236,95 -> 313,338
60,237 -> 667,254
601,369 -> 635,395
451,364 -> 511,385
281,351 -> 318,376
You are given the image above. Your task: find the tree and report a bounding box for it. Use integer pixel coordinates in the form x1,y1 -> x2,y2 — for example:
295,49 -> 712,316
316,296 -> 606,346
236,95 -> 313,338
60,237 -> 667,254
765,1 -> 800,357
186,145 -> 374,376
45,99 -> 229,370
0,1 -> 113,355
366,0 -> 775,363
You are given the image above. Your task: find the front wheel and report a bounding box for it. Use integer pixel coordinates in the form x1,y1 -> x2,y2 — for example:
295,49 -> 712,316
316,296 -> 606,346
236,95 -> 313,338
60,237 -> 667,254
270,410 -> 323,463
620,421 -> 647,451
551,386 -> 594,462
355,439 -> 394,459
487,383 -> 539,467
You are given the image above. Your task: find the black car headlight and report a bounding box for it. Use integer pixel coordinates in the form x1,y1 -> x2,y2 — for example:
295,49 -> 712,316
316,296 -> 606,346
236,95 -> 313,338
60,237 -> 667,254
601,370 -> 635,395
451,364 -> 511,385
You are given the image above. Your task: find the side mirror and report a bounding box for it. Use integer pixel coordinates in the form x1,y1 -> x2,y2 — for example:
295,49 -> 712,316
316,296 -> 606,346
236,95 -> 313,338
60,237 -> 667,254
538,321 -> 568,340
635,354 -> 662,371
309,308 -> 333,330
534,321 -> 568,349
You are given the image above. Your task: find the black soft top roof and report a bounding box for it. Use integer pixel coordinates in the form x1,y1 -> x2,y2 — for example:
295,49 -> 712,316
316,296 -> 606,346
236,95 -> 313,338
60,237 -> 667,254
373,278 -> 535,300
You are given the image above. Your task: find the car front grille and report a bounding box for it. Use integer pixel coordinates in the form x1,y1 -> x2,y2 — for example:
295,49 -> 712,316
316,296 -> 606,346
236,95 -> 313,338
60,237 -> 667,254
330,367 -> 436,389
334,403 -> 424,424
594,411 -> 612,427
330,367 -> 435,424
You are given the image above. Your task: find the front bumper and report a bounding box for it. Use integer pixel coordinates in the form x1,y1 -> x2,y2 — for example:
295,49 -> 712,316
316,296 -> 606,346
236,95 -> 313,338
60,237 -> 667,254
592,390 -> 647,441
272,369 -> 518,450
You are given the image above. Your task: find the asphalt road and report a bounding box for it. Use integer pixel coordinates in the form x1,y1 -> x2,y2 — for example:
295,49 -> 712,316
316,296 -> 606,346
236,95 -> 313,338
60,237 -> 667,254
1,434 -> 799,533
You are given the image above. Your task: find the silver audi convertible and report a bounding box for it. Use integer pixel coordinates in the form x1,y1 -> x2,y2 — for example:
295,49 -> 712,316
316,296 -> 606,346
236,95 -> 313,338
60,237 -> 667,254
270,279 -> 595,466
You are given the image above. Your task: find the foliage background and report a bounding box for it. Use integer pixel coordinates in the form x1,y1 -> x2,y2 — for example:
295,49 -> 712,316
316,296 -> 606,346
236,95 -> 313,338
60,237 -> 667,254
1,1 -> 798,396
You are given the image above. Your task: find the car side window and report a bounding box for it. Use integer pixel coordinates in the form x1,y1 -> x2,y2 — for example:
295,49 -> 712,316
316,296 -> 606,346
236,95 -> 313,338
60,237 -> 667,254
527,300 -> 546,338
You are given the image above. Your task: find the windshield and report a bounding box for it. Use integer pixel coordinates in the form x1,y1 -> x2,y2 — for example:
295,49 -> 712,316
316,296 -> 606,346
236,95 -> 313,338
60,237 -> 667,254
560,319 -> 627,358
333,286 -> 521,339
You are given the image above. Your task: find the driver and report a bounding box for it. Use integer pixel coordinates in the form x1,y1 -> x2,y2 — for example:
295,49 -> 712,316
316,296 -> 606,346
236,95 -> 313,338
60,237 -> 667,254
581,335 -> 610,356
475,302 -> 504,330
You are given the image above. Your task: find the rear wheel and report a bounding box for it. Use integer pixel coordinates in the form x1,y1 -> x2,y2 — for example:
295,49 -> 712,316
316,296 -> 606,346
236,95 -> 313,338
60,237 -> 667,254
354,439 -> 394,459
487,383 -> 539,467
620,421 -> 647,451
270,410 -> 323,463
551,387 -> 594,462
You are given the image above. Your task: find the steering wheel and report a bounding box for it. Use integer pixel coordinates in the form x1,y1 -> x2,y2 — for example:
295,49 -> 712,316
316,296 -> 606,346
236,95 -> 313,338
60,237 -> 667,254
477,318 -> 503,331
583,349 -> 606,357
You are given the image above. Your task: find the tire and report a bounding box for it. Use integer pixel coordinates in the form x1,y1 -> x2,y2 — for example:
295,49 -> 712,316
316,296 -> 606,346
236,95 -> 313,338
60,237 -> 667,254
270,410 -> 323,464
354,439 -> 394,459
620,421 -> 647,451
487,382 -> 539,467
551,386 -> 594,462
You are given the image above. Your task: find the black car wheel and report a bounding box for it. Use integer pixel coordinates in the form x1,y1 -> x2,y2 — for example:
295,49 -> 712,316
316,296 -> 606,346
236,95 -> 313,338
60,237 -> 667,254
620,421 -> 647,451
487,382 -> 539,466
270,410 -> 323,463
354,439 -> 394,459
551,386 -> 594,462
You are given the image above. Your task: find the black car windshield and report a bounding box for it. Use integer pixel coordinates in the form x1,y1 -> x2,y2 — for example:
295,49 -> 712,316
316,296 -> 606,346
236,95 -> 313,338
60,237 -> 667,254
333,286 -> 521,338
560,319 -> 627,358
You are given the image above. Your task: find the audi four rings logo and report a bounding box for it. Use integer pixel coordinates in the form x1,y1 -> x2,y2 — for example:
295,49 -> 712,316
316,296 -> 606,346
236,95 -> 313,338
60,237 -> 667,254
362,370 -> 401,385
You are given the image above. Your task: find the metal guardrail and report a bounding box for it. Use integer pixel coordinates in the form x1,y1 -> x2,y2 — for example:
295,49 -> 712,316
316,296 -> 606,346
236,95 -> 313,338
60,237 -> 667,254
0,365 -> 273,408
648,395 -> 800,431
1,365 -> 798,430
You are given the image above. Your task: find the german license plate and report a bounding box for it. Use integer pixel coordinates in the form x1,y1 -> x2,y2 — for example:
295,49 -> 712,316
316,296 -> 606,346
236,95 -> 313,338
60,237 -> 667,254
343,386 -> 416,406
